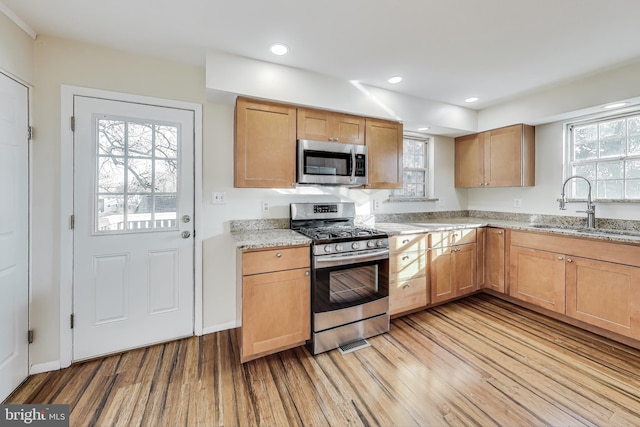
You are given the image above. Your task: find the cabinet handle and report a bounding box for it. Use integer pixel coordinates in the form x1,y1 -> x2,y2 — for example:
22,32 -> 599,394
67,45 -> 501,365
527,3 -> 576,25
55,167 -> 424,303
403,283 -> 411,289
276,253 -> 283,258
335,137 -> 339,141
557,256 -> 564,260
402,239 -> 410,244
305,271 -> 310,276
480,183 -> 485,186
402,255 -> 410,260
485,183 -> 490,186
567,258 -> 573,263
497,231 -> 504,235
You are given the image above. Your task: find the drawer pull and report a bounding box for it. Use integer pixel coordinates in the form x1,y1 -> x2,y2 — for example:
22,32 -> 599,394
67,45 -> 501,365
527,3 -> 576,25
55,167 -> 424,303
497,231 -> 504,235
402,255 -> 410,260
305,271 -> 310,276
567,258 -> 573,263
276,253 -> 283,258
557,256 -> 564,260
402,284 -> 411,289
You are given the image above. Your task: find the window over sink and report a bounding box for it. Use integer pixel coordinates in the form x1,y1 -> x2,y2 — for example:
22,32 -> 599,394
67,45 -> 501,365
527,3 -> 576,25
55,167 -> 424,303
566,110 -> 640,201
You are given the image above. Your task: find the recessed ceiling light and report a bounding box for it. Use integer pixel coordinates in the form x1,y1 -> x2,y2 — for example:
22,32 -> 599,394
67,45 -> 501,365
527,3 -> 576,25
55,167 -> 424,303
270,44 -> 289,56
465,97 -> 479,103
418,127 -> 430,131
604,102 -> 628,109
387,76 -> 403,84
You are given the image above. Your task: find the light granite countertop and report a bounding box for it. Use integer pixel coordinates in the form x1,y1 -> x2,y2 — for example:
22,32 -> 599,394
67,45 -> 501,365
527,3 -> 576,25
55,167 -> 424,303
375,217 -> 640,245
231,213 -> 640,249
232,229 -> 311,250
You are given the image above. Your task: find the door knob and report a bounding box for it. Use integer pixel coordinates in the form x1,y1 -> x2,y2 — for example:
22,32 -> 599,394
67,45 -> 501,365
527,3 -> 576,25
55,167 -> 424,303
181,231 -> 191,239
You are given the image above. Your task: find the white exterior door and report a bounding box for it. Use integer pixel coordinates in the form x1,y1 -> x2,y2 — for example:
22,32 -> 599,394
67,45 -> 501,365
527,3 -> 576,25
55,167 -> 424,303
0,73 -> 29,401
73,96 -> 194,361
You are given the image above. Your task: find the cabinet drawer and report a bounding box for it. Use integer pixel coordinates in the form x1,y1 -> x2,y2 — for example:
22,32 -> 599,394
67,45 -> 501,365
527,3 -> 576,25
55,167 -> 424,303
390,251 -> 427,280
429,229 -> 476,248
389,277 -> 428,315
242,246 -> 310,276
390,234 -> 427,253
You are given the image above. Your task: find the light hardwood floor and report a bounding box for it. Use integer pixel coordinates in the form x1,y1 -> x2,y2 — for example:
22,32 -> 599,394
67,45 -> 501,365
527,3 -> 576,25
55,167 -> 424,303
6,294 -> 640,426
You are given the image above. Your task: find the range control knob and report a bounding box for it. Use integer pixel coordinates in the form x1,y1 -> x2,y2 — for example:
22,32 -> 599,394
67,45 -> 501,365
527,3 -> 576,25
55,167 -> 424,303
335,244 -> 344,252
324,245 -> 333,253
351,242 -> 360,250
377,240 -> 385,247
367,240 -> 376,248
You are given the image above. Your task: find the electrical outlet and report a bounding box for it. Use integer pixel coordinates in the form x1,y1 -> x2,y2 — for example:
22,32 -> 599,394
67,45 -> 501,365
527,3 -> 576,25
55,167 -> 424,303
212,191 -> 227,204
373,200 -> 381,211
513,198 -> 522,208
262,201 -> 270,212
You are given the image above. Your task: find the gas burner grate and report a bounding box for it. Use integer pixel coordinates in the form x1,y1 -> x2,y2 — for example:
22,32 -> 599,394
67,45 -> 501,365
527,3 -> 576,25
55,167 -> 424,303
338,338 -> 371,355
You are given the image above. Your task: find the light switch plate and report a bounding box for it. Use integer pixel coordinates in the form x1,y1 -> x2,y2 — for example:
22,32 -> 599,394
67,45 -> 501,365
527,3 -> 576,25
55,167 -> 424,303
212,191 -> 227,204
513,198 -> 522,208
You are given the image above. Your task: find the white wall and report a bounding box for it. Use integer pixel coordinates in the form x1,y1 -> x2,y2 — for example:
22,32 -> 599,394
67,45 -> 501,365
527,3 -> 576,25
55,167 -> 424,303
0,11 -> 34,84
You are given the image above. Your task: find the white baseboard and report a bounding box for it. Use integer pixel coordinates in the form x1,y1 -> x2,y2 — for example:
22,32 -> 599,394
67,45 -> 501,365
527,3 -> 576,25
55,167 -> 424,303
202,320 -> 240,335
30,360 -> 61,375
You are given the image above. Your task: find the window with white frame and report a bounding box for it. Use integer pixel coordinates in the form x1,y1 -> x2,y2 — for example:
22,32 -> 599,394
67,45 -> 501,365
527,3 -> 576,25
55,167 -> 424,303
390,135 -> 430,199
566,112 -> 640,200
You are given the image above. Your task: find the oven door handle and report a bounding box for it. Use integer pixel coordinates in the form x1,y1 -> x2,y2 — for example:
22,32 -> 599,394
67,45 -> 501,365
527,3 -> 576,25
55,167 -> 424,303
314,249 -> 389,269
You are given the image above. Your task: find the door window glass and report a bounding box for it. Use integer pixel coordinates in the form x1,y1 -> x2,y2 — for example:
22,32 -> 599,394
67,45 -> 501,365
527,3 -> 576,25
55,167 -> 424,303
95,116 -> 180,232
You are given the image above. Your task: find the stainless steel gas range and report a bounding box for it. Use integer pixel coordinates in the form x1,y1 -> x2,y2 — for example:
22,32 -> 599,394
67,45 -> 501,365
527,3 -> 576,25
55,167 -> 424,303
290,202 -> 390,355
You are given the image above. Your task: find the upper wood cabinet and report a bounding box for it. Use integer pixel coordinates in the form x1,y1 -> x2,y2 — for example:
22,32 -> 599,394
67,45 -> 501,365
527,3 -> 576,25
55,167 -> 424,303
297,108 -> 365,145
455,124 -> 535,188
366,118 -> 403,189
235,97 -> 297,188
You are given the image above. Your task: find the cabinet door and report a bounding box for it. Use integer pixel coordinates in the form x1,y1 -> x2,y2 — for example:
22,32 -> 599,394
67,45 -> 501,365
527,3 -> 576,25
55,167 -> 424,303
484,228 -> 505,293
566,256 -> 640,340
297,108 -> 365,144
485,124 -> 523,187
454,132 -> 484,188
235,98 -> 296,188
297,108 -> 332,141
333,114 -> 365,145
510,246 -> 565,313
389,276 -> 428,316
454,243 -> 477,297
241,268 -> 310,362
430,247 -> 453,304
365,119 -> 403,189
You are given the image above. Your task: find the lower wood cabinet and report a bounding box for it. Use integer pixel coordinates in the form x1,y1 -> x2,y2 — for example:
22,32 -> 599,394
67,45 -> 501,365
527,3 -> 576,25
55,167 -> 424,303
509,245 -> 566,314
566,256 -> 640,340
389,233 -> 428,315
483,228 -> 505,293
239,246 -> 310,362
429,230 -> 477,305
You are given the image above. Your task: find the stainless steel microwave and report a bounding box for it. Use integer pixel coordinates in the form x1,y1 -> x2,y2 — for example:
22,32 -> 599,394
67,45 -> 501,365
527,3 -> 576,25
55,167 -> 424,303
297,139 -> 368,186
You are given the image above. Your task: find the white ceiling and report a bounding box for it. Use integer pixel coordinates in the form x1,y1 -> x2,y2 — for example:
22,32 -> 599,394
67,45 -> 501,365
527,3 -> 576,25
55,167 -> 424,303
3,0 -> 640,109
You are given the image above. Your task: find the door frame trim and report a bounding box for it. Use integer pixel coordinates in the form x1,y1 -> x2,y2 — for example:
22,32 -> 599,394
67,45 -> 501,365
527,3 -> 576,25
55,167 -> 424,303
60,85 -> 203,368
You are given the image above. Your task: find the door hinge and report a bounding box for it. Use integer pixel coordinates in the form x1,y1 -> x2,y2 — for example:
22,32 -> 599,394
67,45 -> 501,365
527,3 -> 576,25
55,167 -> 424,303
70,215 -> 75,230
28,330 -> 34,344
71,116 -> 75,132
28,126 -> 33,140
70,314 -> 74,329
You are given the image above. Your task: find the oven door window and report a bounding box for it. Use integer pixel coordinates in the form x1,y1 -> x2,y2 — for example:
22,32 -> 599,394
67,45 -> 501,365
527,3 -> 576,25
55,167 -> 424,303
314,259 -> 388,312
330,265 -> 378,303
304,150 -> 350,176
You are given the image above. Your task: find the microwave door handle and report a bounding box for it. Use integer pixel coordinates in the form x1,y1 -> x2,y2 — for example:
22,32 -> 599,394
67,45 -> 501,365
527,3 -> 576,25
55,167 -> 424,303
350,148 -> 356,182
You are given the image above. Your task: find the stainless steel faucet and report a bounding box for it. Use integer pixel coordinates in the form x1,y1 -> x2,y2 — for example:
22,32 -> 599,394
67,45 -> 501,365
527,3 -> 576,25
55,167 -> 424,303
559,175 -> 596,229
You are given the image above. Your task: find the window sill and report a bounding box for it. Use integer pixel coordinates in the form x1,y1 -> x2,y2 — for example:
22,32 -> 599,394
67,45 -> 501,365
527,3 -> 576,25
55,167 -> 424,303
387,197 -> 439,203
563,198 -> 640,204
